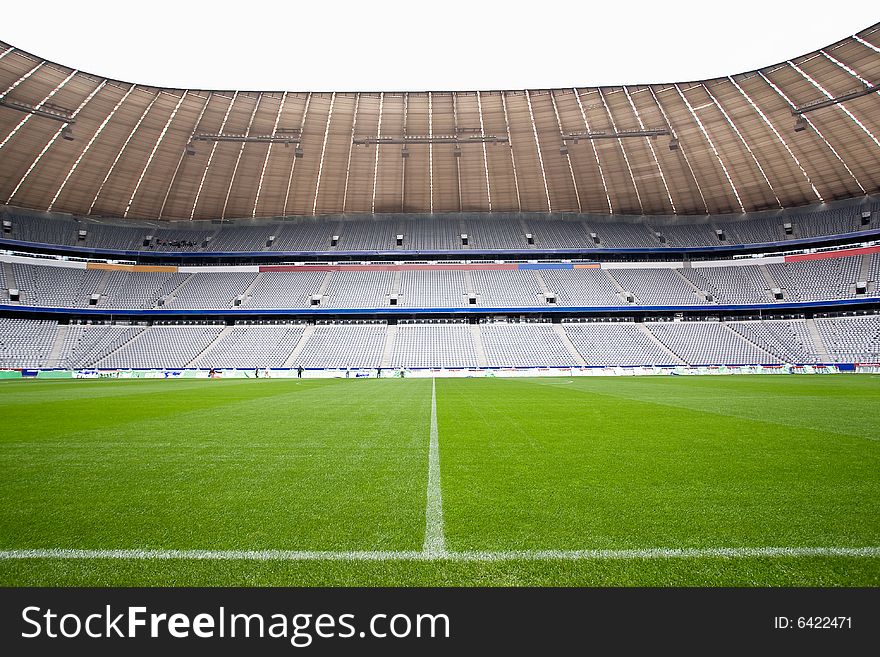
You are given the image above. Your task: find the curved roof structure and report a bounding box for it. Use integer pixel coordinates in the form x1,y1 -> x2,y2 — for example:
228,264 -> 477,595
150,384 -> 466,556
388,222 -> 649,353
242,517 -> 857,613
0,24 -> 878,221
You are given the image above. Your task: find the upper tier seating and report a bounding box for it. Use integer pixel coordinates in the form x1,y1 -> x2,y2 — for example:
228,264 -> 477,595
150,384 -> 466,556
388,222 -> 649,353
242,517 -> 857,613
1,251 -> 872,310
2,200 -> 874,253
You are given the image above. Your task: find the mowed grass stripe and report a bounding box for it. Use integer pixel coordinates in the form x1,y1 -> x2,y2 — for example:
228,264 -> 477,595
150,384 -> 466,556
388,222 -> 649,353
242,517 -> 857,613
437,377 -> 880,552
0,378 -> 347,440
527,375 -> 880,440
0,379 -> 433,552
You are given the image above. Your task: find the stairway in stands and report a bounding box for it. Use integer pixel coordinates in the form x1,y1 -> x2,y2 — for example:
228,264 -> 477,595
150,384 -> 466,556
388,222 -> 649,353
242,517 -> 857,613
283,325 -> 317,368
552,324 -> 587,366
469,324 -> 488,367
45,324 -> 69,368
188,326 -> 233,368
805,318 -> 834,363
380,324 -> 398,368
637,324 -> 686,364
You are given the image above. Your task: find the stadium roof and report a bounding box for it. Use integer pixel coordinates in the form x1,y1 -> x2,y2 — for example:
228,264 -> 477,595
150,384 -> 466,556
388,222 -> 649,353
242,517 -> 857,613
0,24 -> 878,221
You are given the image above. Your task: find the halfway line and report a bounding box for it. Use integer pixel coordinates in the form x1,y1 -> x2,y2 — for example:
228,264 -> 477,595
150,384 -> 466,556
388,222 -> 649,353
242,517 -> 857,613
423,377 -> 446,556
0,547 -> 878,562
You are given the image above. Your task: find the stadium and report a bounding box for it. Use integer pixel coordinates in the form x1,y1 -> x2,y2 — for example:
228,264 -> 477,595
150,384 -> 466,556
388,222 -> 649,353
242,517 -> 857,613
0,16 -> 878,588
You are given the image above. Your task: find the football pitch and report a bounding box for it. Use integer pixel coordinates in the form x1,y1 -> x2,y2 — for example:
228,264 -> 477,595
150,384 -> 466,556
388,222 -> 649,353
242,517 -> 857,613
1,375 -> 878,586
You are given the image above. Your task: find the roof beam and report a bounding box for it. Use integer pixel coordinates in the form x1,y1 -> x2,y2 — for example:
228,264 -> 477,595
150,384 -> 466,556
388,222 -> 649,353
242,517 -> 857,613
597,88 -> 643,214
283,92 -> 311,217
0,67 -> 77,153
475,91 -> 492,211
673,83 -> 745,213
341,93 -> 360,213
524,90 -> 552,212
253,91 -> 288,218
89,90 -> 162,216
7,80 -> 106,205
189,91 -> 238,220
791,81 -> 879,115
49,84 -> 138,212
727,76 -> 820,206
647,86 -> 708,213
753,71 -> 860,197
499,92 -> 521,212
124,91 -> 188,218
159,92 -> 212,219
560,128 -> 670,141
573,89 -> 612,213
623,86 -> 676,213
222,93 -> 264,220
549,91 -> 581,213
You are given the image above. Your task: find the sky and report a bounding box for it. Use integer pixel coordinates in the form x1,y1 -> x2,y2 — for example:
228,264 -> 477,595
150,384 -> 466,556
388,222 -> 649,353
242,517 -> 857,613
2,1 -> 877,91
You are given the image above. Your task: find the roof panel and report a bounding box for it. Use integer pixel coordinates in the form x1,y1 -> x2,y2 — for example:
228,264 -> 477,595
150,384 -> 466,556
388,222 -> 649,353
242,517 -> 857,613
0,27 -> 878,219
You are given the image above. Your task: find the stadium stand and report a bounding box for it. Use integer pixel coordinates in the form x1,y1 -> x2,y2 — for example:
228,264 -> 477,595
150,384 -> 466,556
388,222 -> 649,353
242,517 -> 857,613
247,271 -> 327,309
726,320 -> 819,364
766,256 -> 862,302
164,272 -> 258,309
2,200 -> 876,254
679,266 -> 771,304
61,325 -> 148,369
12,264 -> 104,308
0,317 -> 57,368
0,249 -> 875,310
606,268 -> 710,306
563,320 -> 682,366
645,321 -> 775,365
102,271 -> 179,309
391,322 -> 478,369
540,268 -> 622,306
814,315 -> 880,363
93,325 -> 225,369
479,321 -> 582,368
398,270 -> 470,308
199,324 -> 307,368
471,270 -> 545,307
4,315 -> 877,369
294,323 -> 388,368
323,271 -> 394,308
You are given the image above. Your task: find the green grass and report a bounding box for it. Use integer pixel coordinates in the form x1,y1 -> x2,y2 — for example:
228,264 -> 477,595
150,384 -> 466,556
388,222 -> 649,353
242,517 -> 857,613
1,375 -> 878,586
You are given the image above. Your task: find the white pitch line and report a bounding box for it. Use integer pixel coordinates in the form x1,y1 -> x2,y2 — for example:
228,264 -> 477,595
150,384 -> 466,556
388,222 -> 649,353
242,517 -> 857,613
423,377 -> 446,556
0,547 -> 877,562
